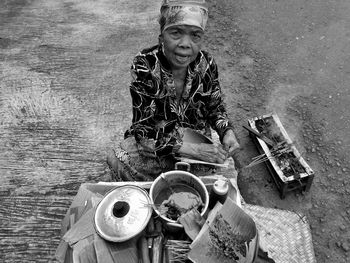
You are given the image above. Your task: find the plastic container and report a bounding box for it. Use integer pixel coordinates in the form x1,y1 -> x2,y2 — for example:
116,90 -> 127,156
209,179 -> 229,209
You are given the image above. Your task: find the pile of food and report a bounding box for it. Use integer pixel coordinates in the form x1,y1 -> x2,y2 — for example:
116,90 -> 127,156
155,184 -> 204,221
208,214 -> 248,261
254,116 -> 307,177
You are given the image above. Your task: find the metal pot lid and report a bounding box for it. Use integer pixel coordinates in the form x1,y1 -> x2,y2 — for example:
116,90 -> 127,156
94,185 -> 152,242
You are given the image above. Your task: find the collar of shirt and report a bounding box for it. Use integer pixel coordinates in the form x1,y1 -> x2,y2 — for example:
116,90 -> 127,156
155,45 -> 205,101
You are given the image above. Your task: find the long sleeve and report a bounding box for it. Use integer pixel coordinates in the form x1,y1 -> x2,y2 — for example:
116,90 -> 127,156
204,55 -> 234,141
125,47 -> 234,158
127,53 -> 182,157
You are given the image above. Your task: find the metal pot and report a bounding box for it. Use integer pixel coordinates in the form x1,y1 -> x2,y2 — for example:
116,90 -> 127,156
94,185 -> 152,242
149,162 -> 209,230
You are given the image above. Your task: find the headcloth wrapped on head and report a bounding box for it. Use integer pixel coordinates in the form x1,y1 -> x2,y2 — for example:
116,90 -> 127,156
159,0 -> 208,32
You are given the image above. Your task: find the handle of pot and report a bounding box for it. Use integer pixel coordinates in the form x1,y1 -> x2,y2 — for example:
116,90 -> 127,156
175,162 -> 190,172
165,221 -> 184,231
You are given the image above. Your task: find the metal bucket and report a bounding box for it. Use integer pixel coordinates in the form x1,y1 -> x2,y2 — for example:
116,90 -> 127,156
94,185 -> 152,242
149,162 -> 209,230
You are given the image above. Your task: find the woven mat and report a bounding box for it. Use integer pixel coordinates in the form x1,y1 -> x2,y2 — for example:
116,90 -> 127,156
243,204 -> 316,263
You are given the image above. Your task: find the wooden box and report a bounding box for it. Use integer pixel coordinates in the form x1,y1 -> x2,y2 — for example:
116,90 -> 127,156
247,113 -> 314,198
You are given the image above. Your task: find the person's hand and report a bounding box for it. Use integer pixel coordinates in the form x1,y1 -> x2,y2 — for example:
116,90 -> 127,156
196,143 -> 228,163
178,142 -> 228,164
222,129 -> 240,156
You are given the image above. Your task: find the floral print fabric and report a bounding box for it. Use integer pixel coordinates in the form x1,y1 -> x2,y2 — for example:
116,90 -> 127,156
124,45 -> 234,159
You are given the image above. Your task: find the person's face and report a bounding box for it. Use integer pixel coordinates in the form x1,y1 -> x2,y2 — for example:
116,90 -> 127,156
160,25 -> 204,70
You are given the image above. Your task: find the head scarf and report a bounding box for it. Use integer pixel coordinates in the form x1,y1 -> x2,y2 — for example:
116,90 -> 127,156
159,0 -> 208,32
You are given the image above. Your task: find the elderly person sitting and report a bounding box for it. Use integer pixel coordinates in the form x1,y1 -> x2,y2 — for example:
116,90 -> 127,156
107,0 -> 240,181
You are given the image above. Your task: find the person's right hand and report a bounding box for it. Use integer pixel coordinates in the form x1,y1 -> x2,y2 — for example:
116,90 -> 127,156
178,142 -> 228,164
196,143 -> 228,163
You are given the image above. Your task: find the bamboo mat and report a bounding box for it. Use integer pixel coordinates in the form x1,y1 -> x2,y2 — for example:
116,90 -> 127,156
243,204 -> 316,263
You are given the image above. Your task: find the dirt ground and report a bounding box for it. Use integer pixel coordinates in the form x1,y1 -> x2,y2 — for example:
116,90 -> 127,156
0,0 -> 349,262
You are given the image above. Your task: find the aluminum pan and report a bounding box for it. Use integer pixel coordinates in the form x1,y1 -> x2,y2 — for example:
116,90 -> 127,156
94,185 -> 152,242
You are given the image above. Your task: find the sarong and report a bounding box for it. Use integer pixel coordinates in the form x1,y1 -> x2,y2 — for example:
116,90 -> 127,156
110,136 -> 216,182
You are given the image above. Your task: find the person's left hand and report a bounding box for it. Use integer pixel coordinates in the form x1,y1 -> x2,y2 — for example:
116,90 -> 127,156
222,129 -> 240,156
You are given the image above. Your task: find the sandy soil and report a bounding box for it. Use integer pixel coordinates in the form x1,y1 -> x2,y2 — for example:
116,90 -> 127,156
0,0 -> 349,262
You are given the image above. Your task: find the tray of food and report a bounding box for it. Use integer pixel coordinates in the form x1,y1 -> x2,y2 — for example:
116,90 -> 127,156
246,113 -> 315,198
56,171 -> 251,263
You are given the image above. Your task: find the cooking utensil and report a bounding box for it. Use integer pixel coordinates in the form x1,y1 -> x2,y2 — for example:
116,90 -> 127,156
94,185 -> 152,242
149,163 -> 209,231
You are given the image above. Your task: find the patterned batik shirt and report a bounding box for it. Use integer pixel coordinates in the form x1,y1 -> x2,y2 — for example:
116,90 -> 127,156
124,45 -> 234,158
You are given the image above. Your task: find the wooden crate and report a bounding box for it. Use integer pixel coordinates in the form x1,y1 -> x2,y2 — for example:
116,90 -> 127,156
248,113 -> 314,199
